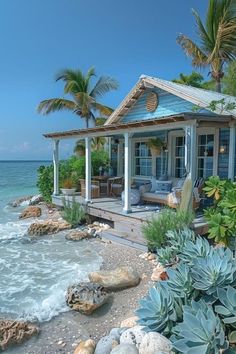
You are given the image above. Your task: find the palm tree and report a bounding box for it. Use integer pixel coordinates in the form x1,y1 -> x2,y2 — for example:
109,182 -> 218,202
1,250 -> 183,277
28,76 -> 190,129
177,0 -> 236,92
173,72 -> 205,88
37,67 -> 118,127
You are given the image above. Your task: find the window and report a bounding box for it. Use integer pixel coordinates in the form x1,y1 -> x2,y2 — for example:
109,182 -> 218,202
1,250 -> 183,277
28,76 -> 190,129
174,136 -> 185,178
197,134 -> 214,178
134,141 -> 152,177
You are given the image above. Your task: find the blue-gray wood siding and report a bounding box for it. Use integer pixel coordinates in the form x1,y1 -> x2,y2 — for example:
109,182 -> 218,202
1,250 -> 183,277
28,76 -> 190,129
122,88 -> 211,122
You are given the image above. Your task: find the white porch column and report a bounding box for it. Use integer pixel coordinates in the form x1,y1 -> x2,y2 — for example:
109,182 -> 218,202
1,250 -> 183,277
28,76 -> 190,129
85,137 -> 92,202
53,139 -> 60,195
123,132 -> 132,214
228,123 -> 236,180
184,123 -> 197,180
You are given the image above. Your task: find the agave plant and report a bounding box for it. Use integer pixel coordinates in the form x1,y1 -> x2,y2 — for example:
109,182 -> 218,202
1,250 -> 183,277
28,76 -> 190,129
191,247 -> 236,295
166,262 -> 198,302
179,236 -> 213,264
215,286 -> 236,327
171,300 -> 229,353
156,246 -> 177,267
136,282 -> 182,335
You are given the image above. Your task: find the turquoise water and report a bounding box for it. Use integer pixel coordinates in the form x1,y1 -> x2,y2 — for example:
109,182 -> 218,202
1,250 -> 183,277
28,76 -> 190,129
0,161 -> 102,322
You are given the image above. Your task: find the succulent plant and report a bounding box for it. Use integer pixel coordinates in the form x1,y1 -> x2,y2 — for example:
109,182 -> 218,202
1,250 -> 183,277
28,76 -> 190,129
191,247 -> 236,295
136,282 -> 182,335
156,246 -> 177,266
166,262 -> 198,301
166,227 -> 195,252
215,286 -> 236,326
171,300 -> 229,353
179,236 -> 213,264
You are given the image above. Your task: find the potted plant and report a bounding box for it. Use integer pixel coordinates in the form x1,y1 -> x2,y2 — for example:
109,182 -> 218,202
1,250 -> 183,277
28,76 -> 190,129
147,138 -> 165,156
61,178 -> 76,195
74,141 -> 85,157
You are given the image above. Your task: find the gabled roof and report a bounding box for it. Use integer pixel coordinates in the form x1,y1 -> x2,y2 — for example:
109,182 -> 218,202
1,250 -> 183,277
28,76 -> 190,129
105,75 -> 236,125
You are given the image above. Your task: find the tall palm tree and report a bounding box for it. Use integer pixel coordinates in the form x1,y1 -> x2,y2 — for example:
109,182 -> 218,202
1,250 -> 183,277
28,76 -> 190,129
177,0 -> 236,92
37,67 -> 118,127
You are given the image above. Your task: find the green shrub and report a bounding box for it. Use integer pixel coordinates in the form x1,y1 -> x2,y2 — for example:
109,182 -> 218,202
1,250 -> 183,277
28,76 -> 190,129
61,197 -> 86,227
37,165 -> 54,203
142,208 -> 194,250
203,177 -> 236,246
37,150 -> 110,202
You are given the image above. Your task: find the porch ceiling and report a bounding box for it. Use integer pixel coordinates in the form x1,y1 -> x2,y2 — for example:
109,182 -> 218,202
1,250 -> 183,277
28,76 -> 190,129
43,113 -> 233,140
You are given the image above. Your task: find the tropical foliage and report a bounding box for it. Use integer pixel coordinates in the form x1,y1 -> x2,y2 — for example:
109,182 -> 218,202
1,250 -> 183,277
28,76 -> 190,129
37,67 -> 118,127
203,176 -> 236,245
142,209 -> 194,250
177,0 -> 236,92
61,197 -> 86,227
136,232 -> 236,352
37,151 -> 109,202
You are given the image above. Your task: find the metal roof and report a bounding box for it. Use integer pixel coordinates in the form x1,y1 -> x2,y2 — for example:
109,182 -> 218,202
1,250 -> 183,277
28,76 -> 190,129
105,75 -> 236,125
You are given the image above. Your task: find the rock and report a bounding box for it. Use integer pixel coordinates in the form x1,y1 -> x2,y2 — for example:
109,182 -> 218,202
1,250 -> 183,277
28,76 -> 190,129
120,316 -> 138,328
94,335 -> 118,354
74,339 -> 96,354
151,264 -> 167,282
89,265 -> 140,290
29,194 -> 43,205
120,325 -> 146,348
139,252 -> 149,259
9,196 -> 32,207
0,319 -> 39,351
19,206 -> 42,219
139,332 -> 173,354
147,253 -> 156,261
28,220 -> 71,236
66,282 -> 110,315
110,343 -> 139,354
65,230 -> 90,241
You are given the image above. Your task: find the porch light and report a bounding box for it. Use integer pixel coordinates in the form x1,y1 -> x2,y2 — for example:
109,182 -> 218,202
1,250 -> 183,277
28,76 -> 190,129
219,144 -> 227,154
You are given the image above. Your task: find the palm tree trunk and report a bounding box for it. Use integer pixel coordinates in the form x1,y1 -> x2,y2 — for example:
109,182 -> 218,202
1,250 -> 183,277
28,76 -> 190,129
216,79 -> 222,93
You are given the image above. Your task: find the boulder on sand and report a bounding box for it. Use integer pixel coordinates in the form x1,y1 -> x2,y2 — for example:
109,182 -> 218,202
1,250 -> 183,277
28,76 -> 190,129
74,339 -> 96,354
0,319 -> 39,351
28,220 -> 71,236
110,343 -> 139,354
9,196 -> 32,208
139,332 -> 173,354
66,282 -> 110,315
88,266 -> 140,290
65,230 -> 90,241
19,206 -> 42,219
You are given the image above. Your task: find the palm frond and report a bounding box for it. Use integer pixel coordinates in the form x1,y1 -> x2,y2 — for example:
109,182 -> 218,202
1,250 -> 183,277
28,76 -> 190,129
90,76 -> 119,98
73,92 -> 95,117
85,67 -> 96,92
37,98 -> 76,115
177,34 -> 208,68
93,102 -> 114,116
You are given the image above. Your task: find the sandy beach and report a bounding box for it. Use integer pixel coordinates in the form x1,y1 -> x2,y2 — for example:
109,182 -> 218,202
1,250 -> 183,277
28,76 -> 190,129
5,235 -> 153,354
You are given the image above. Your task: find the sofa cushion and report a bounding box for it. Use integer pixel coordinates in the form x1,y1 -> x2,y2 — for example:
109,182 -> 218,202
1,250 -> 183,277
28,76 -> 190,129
156,181 -> 172,193
139,183 -> 152,194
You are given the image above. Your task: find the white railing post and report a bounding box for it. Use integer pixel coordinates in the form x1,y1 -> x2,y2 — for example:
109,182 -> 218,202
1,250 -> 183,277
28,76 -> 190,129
53,139 -> 59,195
123,132 -> 131,213
85,137 -> 91,202
228,123 -> 236,180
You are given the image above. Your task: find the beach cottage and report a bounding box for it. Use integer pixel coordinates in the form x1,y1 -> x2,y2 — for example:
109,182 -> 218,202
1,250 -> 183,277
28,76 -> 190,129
44,75 -> 236,242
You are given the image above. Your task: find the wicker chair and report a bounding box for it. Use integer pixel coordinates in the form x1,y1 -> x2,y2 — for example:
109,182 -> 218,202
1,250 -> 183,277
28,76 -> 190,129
108,177 -> 124,197
79,179 -> 100,199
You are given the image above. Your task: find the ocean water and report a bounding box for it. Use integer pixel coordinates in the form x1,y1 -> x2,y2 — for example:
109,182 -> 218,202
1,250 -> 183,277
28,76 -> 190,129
0,161 -> 102,322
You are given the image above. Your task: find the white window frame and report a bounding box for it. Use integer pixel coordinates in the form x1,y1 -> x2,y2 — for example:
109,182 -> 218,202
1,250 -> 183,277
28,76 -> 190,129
197,127 -> 219,177
132,137 -> 153,179
168,130 -> 185,178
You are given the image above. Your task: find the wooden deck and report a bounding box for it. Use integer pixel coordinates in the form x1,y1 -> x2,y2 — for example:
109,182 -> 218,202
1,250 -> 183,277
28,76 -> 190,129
52,195 -> 208,247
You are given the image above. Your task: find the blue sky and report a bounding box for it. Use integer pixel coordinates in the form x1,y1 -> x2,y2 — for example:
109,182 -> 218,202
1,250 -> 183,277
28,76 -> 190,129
0,0 -> 207,160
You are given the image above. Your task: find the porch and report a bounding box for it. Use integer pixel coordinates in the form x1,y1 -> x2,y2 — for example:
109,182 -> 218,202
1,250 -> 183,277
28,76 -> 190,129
52,194 -> 209,248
